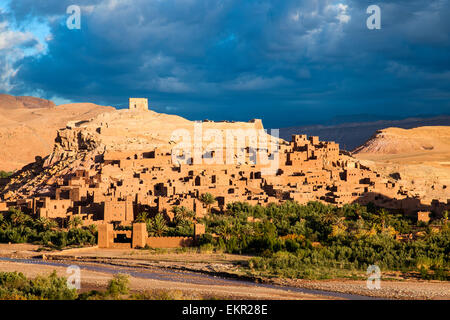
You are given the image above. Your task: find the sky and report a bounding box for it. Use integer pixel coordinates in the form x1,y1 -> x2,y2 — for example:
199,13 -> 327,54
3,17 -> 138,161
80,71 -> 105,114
0,0 -> 449,128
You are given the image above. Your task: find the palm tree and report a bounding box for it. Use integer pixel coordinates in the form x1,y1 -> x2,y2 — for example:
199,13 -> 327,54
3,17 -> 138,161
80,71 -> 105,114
87,224 -> 97,235
320,210 -> 337,225
216,223 -> 234,240
377,209 -> 389,230
171,206 -> 181,217
330,216 -> 347,237
441,210 -> 449,225
136,211 -> 149,223
172,206 -> 195,223
68,216 -> 83,229
34,217 -> 57,231
147,213 -> 168,237
10,209 -> 31,226
200,193 -> 216,214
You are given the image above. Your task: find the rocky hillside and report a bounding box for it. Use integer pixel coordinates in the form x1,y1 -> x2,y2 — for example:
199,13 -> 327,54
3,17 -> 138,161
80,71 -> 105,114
0,94 -> 115,171
353,126 -> 450,205
1,107 -> 274,198
353,126 -> 450,155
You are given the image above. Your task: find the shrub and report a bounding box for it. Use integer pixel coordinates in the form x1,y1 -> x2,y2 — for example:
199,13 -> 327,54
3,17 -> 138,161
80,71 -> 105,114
201,201 -> 450,278
0,271 -> 77,300
106,274 -> 130,298
0,208 -> 97,248
0,171 -> 12,178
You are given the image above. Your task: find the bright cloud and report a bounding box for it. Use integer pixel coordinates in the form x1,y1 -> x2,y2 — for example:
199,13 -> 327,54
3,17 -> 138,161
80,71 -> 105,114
0,12 -> 43,91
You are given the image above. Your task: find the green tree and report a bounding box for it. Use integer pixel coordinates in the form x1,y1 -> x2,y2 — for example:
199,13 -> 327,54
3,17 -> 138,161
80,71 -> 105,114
106,274 -> 129,298
172,206 -> 195,223
441,211 -> 449,225
0,171 -> 12,178
216,223 -> 234,240
136,211 -> 149,223
86,224 -> 97,235
0,271 -> 77,300
200,193 -> 216,214
376,209 -> 390,230
147,213 -> 168,237
8,208 -> 31,226
68,216 -> 83,229
34,217 -> 57,232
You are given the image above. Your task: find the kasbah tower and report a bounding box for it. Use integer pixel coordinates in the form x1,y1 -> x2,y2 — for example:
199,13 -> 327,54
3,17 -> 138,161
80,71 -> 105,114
129,98 -> 149,112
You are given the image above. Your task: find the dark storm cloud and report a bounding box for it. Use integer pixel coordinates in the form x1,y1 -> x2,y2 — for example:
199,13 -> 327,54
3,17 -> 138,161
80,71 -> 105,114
7,0 -> 450,127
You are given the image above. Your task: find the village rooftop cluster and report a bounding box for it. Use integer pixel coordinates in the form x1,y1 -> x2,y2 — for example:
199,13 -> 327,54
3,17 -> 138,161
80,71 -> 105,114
0,99 -> 448,248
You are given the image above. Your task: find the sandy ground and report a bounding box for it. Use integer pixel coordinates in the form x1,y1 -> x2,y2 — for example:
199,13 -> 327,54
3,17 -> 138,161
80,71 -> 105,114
0,260 -> 335,300
0,244 -> 336,300
272,278 -> 450,300
0,244 -> 449,300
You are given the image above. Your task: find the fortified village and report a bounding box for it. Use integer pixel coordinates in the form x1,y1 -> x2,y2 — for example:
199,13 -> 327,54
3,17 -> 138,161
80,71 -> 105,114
0,99 -> 448,248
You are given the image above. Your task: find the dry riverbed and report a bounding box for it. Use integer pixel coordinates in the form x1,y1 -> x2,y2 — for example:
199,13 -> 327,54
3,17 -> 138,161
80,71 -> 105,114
0,244 -> 449,300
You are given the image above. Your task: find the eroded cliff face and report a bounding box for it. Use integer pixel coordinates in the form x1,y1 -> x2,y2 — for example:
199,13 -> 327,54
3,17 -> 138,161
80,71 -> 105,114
44,128 -> 102,167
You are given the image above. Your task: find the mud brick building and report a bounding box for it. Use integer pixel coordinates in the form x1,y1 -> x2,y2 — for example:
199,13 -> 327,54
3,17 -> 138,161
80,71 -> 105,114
1,98 -> 448,247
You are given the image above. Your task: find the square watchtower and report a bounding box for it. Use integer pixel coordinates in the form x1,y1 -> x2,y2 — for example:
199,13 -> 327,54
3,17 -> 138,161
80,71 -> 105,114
129,98 -> 148,111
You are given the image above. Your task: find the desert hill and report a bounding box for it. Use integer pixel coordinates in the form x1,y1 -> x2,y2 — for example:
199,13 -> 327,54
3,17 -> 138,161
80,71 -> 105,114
353,126 -> 450,155
46,107 -> 270,167
0,94 -> 115,171
353,126 -> 450,205
1,105 -> 276,198
1,99 -> 449,225
279,115 -> 450,151
0,94 -> 55,110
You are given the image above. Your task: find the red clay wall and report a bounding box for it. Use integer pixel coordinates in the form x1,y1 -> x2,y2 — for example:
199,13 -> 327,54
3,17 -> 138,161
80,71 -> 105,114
146,237 -> 193,248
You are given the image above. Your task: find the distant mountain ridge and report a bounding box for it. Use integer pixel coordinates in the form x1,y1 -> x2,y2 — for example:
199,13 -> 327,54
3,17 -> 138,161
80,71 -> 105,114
278,115 -> 450,151
0,94 -> 55,109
